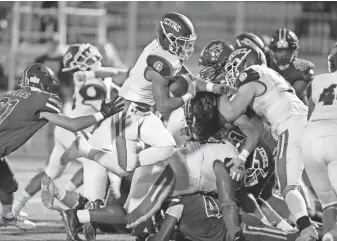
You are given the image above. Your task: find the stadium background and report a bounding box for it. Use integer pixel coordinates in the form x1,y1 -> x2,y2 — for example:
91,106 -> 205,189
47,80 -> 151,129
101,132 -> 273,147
0,1 -> 335,158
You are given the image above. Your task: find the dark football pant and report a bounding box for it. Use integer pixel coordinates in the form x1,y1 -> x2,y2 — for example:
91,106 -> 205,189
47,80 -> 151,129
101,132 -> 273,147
0,157 -> 18,193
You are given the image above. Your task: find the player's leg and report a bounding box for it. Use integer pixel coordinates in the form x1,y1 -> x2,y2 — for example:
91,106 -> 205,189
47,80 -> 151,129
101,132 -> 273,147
66,167 -> 83,191
0,159 -> 35,230
137,112 -> 176,167
302,131 -> 337,234
276,128 -> 314,234
14,127 -> 74,214
213,159 -> 243,241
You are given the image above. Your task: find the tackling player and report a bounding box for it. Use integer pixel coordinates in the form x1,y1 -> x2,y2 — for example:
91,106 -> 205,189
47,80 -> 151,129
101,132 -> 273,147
301,42 -> 337,241
0,63 -> 123,230
218,45 -> 318,240
144,193 -> 301,241
268,28 -> 315,105
60,12 -> 227,199
13,43 -> 110,216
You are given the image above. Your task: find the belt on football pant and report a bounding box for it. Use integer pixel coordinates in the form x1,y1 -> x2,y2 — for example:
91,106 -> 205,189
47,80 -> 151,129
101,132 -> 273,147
120,97 -> 152,113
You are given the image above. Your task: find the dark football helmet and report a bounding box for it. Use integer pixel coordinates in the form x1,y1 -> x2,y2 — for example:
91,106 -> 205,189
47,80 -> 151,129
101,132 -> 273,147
328,42 -> 337,73
157,12 -> 197,61
224,45 -> 266,86
62,43 -> 103,72
235,32 -> 266,52
21,63 -> 60,94
269,28 -> 299,70
198,40 -> 234,82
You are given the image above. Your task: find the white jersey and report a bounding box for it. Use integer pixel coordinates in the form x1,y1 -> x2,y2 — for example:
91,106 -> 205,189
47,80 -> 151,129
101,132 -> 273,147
68,74 -> 109,118
119,39 -> 182,106
245,65 -> 308,136
309,71 -> 337,122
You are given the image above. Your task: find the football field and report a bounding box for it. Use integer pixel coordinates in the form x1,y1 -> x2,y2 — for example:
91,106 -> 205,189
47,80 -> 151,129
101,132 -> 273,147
1,156 -> 136,241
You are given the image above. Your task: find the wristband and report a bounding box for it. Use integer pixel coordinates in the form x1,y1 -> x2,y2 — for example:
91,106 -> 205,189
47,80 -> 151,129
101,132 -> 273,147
238,149 -> 250,162
84,71 -> 95,79
206,82 -> 214,92
181,93 -> 193,103
93,112 -> 105,122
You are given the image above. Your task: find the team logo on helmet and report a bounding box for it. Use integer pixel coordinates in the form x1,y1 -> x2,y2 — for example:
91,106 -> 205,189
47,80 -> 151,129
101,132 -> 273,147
163,18 -> 181,33
29,76 -> 40,84
238,72 -> 247,82
153,61 -> 164,72
209,43 -> 223,58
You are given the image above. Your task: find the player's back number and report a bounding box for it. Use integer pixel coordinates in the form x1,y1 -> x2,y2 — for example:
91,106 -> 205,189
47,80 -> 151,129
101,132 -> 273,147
318,84 -> 337,105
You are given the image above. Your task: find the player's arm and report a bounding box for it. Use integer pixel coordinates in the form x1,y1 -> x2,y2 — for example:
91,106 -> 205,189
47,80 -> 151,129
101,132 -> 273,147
94,66 -> 130,86
40,96 -> 124,132
234,115 -> 263,156
147,55 -> 193,115
292,62 -> 315,105
146,204 -> 184,241
307,80 -> 316,120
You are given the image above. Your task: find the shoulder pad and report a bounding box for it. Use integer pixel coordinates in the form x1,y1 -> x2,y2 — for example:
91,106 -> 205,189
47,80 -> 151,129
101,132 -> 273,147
236,66 -> 261,88
146,54 -> 174,79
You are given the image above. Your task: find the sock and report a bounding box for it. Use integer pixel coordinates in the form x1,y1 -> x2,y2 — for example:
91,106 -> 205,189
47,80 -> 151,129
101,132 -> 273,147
66,182 -> 77,191
77,210 -> 91,223
261,216 -> 271,226
17,190 -> 31,202
284,189 -> 308,221
59,190 -> 80,208
277,219 -> 295,231
1,204 -> 14,218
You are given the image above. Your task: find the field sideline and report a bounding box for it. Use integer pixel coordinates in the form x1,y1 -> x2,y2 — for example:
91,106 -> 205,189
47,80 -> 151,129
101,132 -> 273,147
0,156 -> 136,241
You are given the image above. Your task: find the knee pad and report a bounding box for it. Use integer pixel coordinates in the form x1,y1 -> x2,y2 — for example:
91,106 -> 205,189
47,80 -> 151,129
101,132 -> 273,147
316,189 -> 337,210
281,185 -> 300,198
0,159 -> 18,193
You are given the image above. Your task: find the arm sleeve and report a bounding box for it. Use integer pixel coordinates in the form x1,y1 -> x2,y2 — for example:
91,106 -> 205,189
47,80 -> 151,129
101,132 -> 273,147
40,94 -> 63,114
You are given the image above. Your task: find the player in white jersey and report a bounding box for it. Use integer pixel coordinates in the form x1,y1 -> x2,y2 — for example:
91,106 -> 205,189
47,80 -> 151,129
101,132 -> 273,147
13,43 -> 115,216
217,45 -> 318,241
301,43 -> 337,241
60,12 -> 228,197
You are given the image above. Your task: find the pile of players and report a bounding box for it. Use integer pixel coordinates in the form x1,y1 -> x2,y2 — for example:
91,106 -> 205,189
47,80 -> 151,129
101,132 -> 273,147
1,11 -> 337,241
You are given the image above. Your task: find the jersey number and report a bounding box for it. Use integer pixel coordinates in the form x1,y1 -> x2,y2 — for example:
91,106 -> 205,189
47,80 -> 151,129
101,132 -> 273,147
318,84 -> 337,105
203,196 -> 222,219
0,97 -> 20,124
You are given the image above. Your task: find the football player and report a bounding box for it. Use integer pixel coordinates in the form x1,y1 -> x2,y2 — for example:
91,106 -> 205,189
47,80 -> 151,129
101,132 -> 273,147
60,12 -> 227,200
0,63 -> 123,230
301,43 -> 337,241
144,193 -> 301,241
218,45 -> 318,240
268,28 -> 315,105
13,43 -> 116,217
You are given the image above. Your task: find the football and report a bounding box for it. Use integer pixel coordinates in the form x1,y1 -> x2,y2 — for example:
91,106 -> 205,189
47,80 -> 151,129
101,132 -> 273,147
168,74 -> 189,97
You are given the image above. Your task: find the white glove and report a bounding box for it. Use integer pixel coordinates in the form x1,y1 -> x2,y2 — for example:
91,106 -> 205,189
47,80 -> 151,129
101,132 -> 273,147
323,233 -> 334,241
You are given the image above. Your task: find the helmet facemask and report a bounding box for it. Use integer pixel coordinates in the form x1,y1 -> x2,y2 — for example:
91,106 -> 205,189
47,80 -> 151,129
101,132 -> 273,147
160,21 -> 196,61
69,44 -> 103,72
224,50 -> 251,87
272,48 -> 296,70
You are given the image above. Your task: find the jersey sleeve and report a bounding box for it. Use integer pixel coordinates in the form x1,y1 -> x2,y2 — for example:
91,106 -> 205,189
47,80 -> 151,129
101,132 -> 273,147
40,94 -> 62,114
146,54 -> 175,79
294,59 -> 315,83
235,66 -> 262,88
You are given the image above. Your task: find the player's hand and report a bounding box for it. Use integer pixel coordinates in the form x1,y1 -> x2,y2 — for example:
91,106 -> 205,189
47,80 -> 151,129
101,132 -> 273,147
100,96 -> 125,118
226,156 -> 245,182
322,233 -> 334,241
212,83 -> 238,96
185,74 -> 197,98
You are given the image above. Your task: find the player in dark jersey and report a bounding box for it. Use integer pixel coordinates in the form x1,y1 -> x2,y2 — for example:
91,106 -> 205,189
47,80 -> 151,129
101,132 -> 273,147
0,63 -> 124,230
143,193 -> 301,241
268,28 -> 315,105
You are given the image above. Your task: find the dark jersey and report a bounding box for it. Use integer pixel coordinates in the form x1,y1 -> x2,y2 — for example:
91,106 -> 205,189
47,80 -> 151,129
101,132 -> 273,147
184,91 -> 276,188
174,194 -> 226,241
268,57 -> 315,86
0,89 -> 62,157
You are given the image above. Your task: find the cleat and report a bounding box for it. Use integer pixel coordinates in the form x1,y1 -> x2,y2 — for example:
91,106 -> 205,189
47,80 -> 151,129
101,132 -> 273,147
61,136 -> 88,166
41,175 -> 58,209
60,209 -> 82,241
0,215 -> 35,230
83,200 -> 103,241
